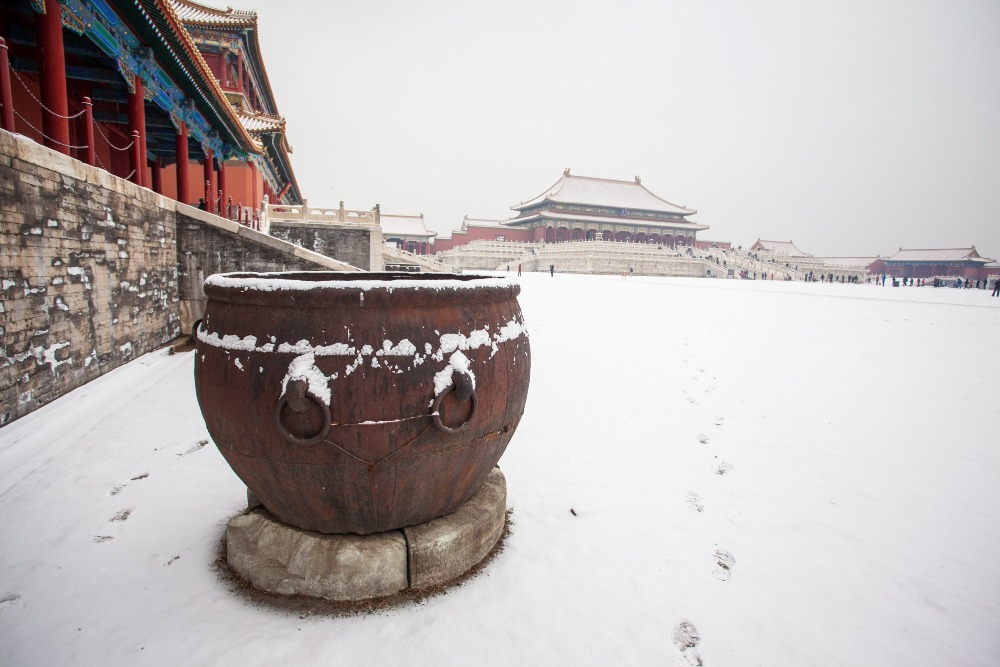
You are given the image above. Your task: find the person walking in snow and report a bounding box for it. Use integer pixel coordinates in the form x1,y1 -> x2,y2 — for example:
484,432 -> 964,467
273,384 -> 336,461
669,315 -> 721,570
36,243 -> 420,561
517,264 -> 522,276
550,264 -> 554,277
992,278 -> 1000,297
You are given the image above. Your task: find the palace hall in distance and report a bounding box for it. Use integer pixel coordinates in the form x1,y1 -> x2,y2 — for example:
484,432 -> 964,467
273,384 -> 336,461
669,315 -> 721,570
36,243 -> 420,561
433,170 -> 714,253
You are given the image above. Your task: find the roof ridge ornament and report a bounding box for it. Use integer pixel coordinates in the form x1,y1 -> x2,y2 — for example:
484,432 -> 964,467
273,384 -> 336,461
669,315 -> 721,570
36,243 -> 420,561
635,175 -> 641,184
563,167 -> 570,176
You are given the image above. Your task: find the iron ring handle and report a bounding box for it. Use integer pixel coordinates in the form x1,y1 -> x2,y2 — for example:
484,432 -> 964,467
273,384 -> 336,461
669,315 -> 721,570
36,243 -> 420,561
274,379 -> 331,447
431,374 -> 479,434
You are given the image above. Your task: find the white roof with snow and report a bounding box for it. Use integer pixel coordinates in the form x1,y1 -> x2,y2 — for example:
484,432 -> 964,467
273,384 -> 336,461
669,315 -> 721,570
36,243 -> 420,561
513,172 -> 696,216
749,239 -> 810,256
884,248 -> 992,263
380,214 -> 435,239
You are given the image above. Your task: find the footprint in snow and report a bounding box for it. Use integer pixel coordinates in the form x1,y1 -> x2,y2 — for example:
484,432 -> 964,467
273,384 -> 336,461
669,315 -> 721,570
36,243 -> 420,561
713,460 -> 732,476
697,433 -> 709,444
687,397 -> 698,404
93,508 -> 133,543
712,549 -> 736,581
0,594 -> 21,611
713,416 -> 724,426
109,473 -> 149,496
686,492 -> 704,513
177,440 -> 208,457
672,620 -> 703,666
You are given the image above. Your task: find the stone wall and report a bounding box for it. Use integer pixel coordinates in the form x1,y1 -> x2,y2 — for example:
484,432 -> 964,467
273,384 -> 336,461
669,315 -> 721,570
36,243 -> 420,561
0,131 -> 355,426
270,220 -> 382,271
175,207 -> 360,334
0,130 -> 181,426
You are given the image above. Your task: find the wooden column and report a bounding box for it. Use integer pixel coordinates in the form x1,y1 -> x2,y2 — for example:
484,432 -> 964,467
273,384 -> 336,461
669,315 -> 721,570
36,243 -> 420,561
0,37 -> 15,132
151,157 -> 162,194
37,0 -> 70,154
175,122 -> 189,204
80,96 -> 95,166
127,76 -> 146,186
203,148 -> 214,212
130,131 -> 142,185
249,161 -> 258,208
218,160 -> 227,217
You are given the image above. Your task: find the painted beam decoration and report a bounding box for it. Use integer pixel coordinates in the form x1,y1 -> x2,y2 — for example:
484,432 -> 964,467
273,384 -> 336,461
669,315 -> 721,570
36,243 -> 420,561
49,0 -> 238,160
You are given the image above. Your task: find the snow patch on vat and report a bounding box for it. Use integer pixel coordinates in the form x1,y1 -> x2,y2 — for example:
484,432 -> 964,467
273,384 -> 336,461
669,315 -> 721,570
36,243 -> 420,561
200,332 -> 258,351
377,339 -> 417,356
434,351 -> 476,396
281,353 -> 333,406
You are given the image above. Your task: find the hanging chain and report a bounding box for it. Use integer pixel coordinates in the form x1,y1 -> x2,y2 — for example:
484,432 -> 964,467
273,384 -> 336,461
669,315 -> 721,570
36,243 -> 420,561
10,67 -> 85,119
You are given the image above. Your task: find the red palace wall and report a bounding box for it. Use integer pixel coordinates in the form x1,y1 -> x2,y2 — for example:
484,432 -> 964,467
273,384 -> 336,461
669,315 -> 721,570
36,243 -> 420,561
433,225 -> 533,252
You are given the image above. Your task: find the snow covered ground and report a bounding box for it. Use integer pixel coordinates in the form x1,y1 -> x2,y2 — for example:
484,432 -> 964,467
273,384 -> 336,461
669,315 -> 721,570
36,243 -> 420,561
1,274 -> 999,666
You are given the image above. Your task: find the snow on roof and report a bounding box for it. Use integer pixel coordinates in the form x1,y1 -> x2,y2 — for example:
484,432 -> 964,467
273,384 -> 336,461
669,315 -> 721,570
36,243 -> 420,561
381,214 -> 435,239
170,0 -> 258,28
884,248 -> 993,263
504,211 -> 708,231
236,110 -> 285,134
513,172 -> 696,216
463,216 -> 513,230
749,239 -> 810,256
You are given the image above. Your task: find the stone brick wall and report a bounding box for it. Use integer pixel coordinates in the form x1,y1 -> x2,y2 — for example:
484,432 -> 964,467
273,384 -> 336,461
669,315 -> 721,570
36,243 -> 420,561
0,131 -> 180,426
269,221 -> 376,270
1,131 -> 355,426
175,208 -> 358,333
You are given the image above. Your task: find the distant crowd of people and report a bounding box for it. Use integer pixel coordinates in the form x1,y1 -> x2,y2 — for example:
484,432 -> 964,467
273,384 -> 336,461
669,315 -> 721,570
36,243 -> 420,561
865,274 -> 1000,293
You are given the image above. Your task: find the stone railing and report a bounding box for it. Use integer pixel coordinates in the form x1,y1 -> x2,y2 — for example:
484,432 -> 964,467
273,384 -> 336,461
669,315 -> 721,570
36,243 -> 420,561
266,199 -> 381,227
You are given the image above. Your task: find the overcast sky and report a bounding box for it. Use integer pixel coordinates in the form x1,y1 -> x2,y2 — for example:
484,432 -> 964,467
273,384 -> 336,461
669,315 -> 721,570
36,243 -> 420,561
228,0 -> 999,258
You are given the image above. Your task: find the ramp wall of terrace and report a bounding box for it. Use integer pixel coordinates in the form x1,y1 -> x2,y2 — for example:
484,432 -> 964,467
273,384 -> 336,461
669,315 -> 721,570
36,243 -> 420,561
0,129 -> 355,426
436,239 -> 870,281
265,201 -> 384,272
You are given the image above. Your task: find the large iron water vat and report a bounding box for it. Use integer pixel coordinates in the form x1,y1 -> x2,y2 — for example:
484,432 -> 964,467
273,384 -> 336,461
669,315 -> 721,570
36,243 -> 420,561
194,272 -> 530,534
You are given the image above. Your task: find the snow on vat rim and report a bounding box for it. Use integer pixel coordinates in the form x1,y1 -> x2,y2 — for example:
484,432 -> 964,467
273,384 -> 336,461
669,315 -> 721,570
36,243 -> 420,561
205,272 -> 516,293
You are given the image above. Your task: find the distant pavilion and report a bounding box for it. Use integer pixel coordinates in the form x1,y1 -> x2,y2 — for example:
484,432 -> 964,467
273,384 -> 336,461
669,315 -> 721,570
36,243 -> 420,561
433,170 -> 708,252
869,248 -> 995,281
381,213 -> 436,255
748,239 -> 810,257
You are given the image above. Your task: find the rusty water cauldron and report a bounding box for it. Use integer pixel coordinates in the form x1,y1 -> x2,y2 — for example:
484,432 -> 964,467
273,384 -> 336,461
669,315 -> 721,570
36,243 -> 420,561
193,272 -> 531,534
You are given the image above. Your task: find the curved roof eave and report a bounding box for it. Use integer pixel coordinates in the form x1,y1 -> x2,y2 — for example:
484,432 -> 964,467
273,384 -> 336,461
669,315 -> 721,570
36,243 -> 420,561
264,133 -> 302,203
123,0 -> 263,154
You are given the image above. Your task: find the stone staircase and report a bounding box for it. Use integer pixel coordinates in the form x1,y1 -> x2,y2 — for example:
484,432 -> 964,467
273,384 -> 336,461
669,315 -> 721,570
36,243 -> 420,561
383,245 -> 455,273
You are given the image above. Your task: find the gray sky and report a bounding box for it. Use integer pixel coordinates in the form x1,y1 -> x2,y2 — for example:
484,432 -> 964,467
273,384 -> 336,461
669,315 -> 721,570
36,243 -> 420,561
229,0 -> 999,258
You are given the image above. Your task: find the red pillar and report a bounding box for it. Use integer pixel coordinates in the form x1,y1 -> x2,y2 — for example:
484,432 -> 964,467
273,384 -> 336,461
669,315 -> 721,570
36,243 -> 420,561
127,76 -> 146,186
0,37 -> 15,132
203,148 -> 214,212
151,157 -> 162,194
218,160 -> 227,216
175,122 -> 189,204
81,97 -> 95,166
130,131 -> 141,185
249,161 -> 258,207
37,0 -> 70,154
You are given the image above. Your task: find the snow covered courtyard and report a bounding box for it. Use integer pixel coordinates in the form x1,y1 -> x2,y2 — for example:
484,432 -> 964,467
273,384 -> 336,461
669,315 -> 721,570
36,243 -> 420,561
1,273 -> 999,666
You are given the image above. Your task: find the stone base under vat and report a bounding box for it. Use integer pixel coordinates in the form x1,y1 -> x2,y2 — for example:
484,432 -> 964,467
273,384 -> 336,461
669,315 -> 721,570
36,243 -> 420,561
226,468 -> 507,601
